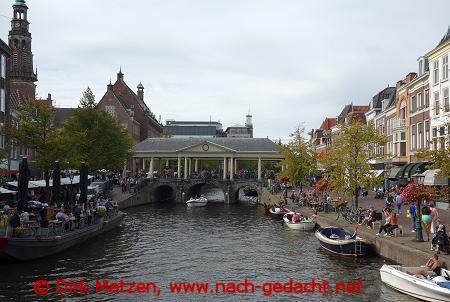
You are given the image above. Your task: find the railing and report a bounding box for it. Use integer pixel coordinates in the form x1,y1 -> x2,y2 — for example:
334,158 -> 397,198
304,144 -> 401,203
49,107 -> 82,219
392,118 -> 406,130
0,208 -> 120,239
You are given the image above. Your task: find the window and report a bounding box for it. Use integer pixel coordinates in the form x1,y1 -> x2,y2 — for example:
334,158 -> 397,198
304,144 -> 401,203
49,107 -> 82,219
0,89 -> 4,113
417,93 -> 422,110
444,88 -> 449,112
425,89 -> 430,108
440,127 -> 445,136
105,105 -> 116,117
419,60 -> 423,76
425,121 -> 430,148
434,60 -> 440,84
411,124 -> 416,151
433,127 -> 437,137
435,92 -> 440,115
410,96 -> 416,113
418,122 -> 423,150
443,55 -> 449,80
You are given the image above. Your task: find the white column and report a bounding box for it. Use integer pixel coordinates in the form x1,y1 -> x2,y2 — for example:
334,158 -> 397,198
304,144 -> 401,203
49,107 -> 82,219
235,159 -> 237,171
223,157 -> 227,180
149,157 -> 154,179
142,158 -> 146,171
177,156 -> 181,179
165,160 -> 169,167
188,158 -> 192,177
258,158 -> 262,181
230,157 -> 234,180
195,159 -> 198,172
132,158 -> 136,174
184,157 -> 188,179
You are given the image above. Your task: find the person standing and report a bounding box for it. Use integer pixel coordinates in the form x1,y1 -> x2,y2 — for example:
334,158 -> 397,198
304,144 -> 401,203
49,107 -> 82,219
409,203 -> 416,232
421,203 -> 432,241
395,192 -> 402,215
430,204 -> 439,234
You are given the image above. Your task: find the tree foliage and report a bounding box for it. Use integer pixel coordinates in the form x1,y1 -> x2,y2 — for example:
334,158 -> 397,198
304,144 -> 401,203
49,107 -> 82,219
319,122 -> 386,207
4,99 -> 62,187
59,108 -> 133,172
418,147 -> 450,178
79,86 -> 97,109
277,127 -> 316,185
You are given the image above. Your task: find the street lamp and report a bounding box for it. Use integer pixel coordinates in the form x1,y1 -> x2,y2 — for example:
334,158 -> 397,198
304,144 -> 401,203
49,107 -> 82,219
412,173 -> 425,242
69,172 -> 75,205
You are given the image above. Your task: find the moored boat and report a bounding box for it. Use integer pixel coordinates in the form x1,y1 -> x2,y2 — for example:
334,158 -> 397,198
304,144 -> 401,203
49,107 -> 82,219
0,210 -> 125,261
268,207 -> 290,219
186,196 -> 208,207
315,227 -> 370,256
380,264 -> 450,302
283,212 -> 316,230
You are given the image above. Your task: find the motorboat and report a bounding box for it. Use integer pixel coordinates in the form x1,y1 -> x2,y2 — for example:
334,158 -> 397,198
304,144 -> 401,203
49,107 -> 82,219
186,196 -> 208,207
283,212 -> 316,230
267,206 -> 290,219
0,209 -> 125,261
380,264 -> 450,302
315,227 -> 370,256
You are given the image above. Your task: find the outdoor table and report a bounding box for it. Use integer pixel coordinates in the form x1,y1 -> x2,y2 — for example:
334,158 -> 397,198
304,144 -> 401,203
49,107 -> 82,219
22,220 -> 38,236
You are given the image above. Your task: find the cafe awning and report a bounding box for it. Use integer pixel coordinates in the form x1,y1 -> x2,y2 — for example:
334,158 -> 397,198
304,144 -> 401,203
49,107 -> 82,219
0,187 -> 17,194
386,166 -> 401,180
423,169 -> 448,186
396,162 -> 428,179
370,170 -> 384,178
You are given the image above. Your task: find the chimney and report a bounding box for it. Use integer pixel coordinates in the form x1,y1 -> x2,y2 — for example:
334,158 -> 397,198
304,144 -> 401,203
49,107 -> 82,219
137,82 -> 144,101
406,72 -> 417,83
107,81 -> 113,91
396,80 -> 403,90
117,67 -> 124,81
47,93 -> 52,107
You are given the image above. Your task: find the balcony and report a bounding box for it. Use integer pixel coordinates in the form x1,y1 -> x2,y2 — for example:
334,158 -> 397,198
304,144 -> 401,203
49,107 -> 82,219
392,118 -> 406,131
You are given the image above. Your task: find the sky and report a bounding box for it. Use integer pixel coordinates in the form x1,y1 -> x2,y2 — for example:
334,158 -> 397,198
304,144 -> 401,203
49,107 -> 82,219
1,0 -> 450,141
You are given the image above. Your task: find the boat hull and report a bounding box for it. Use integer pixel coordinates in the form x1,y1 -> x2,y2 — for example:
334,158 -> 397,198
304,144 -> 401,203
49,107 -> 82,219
268,208 -> 289,220
380,265 -> 450,302
186,201 -> 208,207
315,227 -> 370,256
283,215 -> 316,230
0,212 -> 125,261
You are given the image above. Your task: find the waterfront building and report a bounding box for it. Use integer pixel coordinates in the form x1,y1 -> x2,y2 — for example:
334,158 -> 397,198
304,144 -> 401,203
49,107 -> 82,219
0,38 -> 11,166
97,70 -> 163,144
225,113 -> 254,138
164,120 -> 224,137
428,28 -> 450,150
330,104 -> 369,140
308,117 -> 336,154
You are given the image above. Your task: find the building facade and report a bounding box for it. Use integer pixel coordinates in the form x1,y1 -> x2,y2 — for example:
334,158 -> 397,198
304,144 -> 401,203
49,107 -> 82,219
164,120 -> 224,138
97,70 -> 163,144
0,39 -> 11,156
225,113 -> 254,138
428,29 -> 450,151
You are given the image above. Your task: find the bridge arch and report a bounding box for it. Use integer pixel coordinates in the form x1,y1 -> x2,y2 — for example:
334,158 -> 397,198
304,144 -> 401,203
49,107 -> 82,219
234,184 -> 260,204
152,184 -> 176,203
185,182 -> 226,203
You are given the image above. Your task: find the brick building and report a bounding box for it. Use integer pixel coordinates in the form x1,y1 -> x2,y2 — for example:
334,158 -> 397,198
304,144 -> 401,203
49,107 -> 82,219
0,39 -> 11,156
97,70 -> 163,144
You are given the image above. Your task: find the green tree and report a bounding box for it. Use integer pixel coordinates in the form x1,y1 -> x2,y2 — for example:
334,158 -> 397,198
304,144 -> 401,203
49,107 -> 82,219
319,122 -> 386,207
60,108 -> 133,172
4,99 -> 62,189
0,147 -> 9,187
79,86 -> 97,109
277,127 -> 316,185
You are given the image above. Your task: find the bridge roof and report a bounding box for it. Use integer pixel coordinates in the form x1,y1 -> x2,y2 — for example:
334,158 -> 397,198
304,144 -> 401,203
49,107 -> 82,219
133,137 -> 281,154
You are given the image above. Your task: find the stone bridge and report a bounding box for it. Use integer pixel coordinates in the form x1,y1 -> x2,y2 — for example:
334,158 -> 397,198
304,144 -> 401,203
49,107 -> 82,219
138,178 -> 263,204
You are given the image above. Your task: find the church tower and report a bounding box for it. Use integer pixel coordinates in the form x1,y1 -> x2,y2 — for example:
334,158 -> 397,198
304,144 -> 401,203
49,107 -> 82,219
245,111 -> 253,138
8,0 -> 37,104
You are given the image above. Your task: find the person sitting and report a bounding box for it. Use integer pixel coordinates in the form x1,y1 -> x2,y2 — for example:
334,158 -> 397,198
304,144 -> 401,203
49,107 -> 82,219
407,254 -> 441,278
362,206 -> 377,229
387,212 -> 399,236
20,211 -> 30,223
9,211 -> 20,229
39,206 -> 48,228
376,208 -> 392,236
55,209 -> 70,230
291,212 -> 300,223
73,205 -> 82,229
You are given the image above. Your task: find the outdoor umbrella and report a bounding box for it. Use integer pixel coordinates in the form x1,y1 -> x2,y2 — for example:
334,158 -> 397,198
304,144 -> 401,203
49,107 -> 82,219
51,161 -> 62,207
17,157 -> 30,212
79,162 -> 88,205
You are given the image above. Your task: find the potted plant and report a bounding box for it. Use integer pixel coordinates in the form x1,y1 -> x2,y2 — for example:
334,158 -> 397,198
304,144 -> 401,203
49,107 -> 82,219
13,226 -> 27,237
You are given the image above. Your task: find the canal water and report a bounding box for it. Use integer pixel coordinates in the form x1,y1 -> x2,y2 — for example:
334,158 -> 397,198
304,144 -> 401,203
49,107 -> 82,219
0,204 -> 416,302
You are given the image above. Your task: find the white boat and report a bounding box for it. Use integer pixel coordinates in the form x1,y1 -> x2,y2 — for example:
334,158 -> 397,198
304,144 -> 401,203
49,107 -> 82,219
186,196 -> 208,207
283,212 -> 316,230
380,264 -> 450,302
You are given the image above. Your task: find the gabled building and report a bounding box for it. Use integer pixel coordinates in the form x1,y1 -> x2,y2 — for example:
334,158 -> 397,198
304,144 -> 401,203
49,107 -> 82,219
428,28 -> 450,151
308,117 -> 336,153
0,38 -> 11,158
97,70 -> 163,144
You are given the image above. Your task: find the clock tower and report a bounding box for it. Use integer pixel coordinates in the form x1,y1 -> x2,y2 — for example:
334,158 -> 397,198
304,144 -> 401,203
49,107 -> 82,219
8,0 -> 37,105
